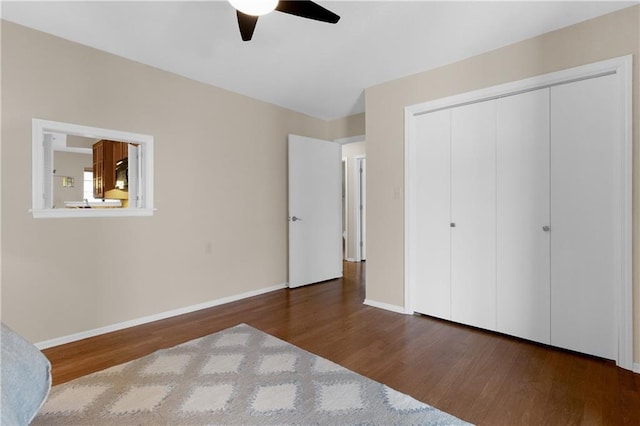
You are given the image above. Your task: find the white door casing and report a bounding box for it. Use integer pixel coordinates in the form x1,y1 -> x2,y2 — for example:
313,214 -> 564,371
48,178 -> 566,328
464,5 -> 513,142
355,155 -> 367,261
342,157 -> 348,260
288,134 -> 342,288
361,158 -> 366,260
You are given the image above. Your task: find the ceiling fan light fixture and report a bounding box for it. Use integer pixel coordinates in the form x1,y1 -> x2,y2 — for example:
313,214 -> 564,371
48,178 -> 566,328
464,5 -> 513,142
229,0 -> 279,16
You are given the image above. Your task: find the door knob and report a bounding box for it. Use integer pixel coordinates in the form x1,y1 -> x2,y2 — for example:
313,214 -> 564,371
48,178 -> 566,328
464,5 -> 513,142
542,225 -> 550,232
450,222 -> 456,228
291,216 -> 303,222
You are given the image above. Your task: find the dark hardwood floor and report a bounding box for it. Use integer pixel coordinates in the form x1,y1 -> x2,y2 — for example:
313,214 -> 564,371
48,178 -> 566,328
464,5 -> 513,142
43,261 -> 640,425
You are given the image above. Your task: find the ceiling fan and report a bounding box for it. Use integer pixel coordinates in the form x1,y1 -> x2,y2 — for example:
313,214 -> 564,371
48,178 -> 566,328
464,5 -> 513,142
228,0 -> 340,41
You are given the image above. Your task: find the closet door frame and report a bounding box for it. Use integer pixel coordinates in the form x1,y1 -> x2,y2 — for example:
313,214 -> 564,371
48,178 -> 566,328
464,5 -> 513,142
404,55 -> 632,370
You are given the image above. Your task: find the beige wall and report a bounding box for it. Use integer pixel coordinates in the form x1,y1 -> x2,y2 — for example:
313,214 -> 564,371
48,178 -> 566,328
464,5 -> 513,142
365,6 -> 640,363
341,141 -> 366,260
0,21 -> 343,343
328,113 -> 365,140
66,135 -> 97,149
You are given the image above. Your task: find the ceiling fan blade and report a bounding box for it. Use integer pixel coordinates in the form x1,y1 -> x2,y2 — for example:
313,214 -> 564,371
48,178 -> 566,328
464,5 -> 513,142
275,1 -> 340,24
237,10 -> 259,41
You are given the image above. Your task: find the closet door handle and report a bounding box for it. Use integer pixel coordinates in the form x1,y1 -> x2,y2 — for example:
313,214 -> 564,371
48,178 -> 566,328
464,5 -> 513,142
542,225 -> 550,232
450,222 -> 456,228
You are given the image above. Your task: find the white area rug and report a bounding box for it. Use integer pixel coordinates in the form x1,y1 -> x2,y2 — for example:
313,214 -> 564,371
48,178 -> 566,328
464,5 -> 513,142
33,324 -> 470,425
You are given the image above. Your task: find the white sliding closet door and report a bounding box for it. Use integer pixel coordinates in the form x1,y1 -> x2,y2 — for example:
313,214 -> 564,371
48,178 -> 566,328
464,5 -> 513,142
550,75 -> 617,360
496,89 -> 551,344
409,109 -> 451,319
451,100 -> 496,330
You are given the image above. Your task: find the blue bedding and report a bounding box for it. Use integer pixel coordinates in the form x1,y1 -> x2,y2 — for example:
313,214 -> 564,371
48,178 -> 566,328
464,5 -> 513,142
1,323 -> 51,425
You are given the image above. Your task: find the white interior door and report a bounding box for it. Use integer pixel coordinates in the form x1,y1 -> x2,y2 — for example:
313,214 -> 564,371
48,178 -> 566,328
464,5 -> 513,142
409,109 -> 452,319
288,134 -> 342,288
550,75 -> 617,360
450,100 -> 497,330
496,88 -> 551,344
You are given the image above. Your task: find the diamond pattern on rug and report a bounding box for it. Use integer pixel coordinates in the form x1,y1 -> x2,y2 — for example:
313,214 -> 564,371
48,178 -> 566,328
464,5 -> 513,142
384,385 -> 433,412
251,383 -> 298,412
92,362 -> 130,376
108,385 -> 173,414
257,352 -> 298,374
260,334 -> 288,348
181,384 -> 234,412
214,332 -> 250,347
179,336 -> 205,348
141,354 -> 192,375
39,385 -> 108,414
32,324 -> 471,425
201,354 -> 245,374
317,382 -> 364,411
312,356 -> 344,373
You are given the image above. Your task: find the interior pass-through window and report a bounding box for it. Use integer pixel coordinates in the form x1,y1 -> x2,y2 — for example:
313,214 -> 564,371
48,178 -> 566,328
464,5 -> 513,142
31,119 -> 155,218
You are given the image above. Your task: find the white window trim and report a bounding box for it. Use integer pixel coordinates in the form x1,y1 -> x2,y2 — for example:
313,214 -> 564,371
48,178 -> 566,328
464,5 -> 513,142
31,119 -> 155,218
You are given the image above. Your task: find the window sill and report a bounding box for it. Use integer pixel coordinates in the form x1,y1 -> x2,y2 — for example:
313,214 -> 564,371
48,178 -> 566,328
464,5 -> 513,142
31,208 -> 155,219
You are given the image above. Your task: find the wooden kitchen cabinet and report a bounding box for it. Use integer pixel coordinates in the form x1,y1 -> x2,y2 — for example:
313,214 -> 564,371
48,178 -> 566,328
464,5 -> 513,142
113,141 -> 128,163
93,140 -> 128,198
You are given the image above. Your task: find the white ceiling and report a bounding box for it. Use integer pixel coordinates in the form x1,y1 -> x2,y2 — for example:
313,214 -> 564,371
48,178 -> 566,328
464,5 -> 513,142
2,1 -> 637,120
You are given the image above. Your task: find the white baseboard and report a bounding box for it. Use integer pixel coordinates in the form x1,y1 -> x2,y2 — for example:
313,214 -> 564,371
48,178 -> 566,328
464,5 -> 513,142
363,299 -> 409,315
633,363 -> 640,374
35,283 -> 287,349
